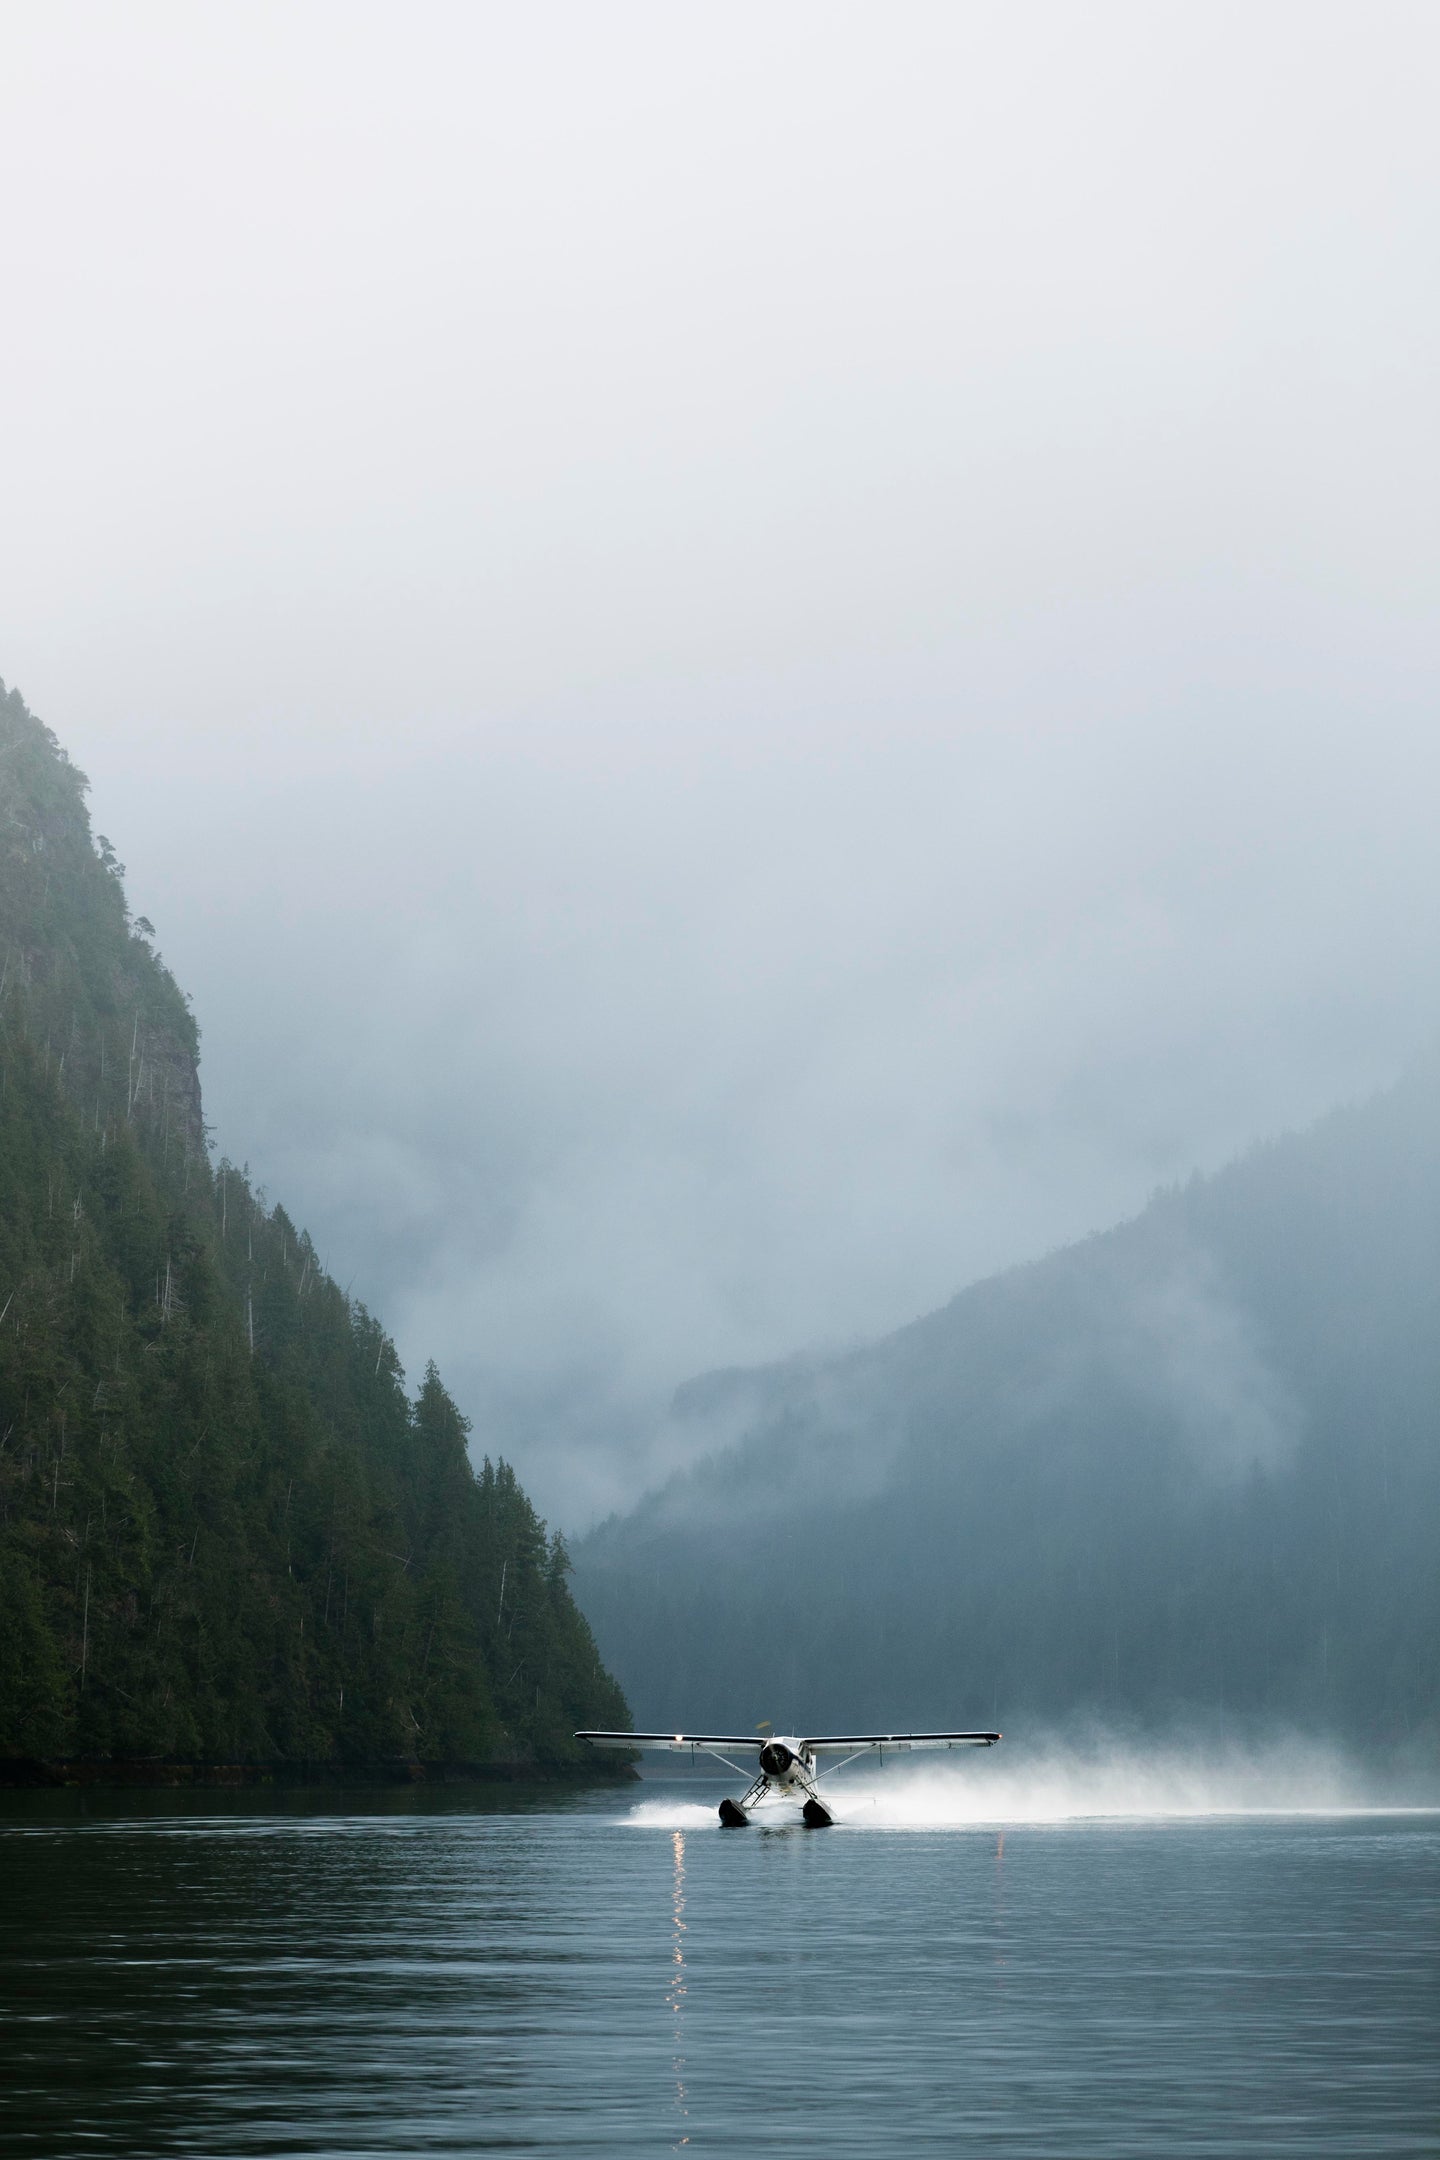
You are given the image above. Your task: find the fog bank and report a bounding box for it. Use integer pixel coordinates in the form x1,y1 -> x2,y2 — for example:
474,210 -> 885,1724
3,5 -> 1438,1519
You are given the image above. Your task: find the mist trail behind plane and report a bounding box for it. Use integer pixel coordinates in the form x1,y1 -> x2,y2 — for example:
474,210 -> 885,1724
621,1732 -> 1433,1829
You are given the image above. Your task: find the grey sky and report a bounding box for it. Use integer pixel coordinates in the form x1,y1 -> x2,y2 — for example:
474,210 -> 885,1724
3,4 -> 1437,1523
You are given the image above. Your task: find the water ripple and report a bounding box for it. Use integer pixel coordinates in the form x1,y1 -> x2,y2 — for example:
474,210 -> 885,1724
1,1786 -> 1435,2156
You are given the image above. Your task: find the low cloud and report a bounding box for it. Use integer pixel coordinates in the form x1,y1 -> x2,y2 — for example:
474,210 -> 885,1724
2,5 -> 1438,1524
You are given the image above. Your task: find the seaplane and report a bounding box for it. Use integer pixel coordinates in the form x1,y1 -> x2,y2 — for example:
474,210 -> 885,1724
575,1725 -> 1001,1826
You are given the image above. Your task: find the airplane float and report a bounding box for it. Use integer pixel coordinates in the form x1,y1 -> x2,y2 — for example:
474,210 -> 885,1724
576,1726 -> 1001,1825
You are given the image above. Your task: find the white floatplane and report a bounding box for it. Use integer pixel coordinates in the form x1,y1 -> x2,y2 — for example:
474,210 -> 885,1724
576,1727 -> 1001,1826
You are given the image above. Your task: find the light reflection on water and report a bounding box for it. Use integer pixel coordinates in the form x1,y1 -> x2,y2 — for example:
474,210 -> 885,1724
668,1829 -> 688,2151
1,1784 -> 1436,2157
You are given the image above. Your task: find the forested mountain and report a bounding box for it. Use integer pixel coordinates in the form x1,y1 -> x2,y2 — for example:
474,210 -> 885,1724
0,683 -> 628,1771
576,1064 -> 1440,1755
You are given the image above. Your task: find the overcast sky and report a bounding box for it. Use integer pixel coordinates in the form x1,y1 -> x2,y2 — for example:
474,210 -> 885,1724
3,4 -> 1437,1524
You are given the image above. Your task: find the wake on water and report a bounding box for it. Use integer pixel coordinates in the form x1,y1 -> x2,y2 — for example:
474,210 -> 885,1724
621,1733 -> 1429,1829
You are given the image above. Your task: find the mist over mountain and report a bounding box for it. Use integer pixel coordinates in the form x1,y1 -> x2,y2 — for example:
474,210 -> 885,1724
574,1069 -> 1439,1753
9,10 -> 1440,1536
0,684 -> 627,1772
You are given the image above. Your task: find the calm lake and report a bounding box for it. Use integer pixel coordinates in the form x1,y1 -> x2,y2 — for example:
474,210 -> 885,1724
2,1779 -> 1437,2157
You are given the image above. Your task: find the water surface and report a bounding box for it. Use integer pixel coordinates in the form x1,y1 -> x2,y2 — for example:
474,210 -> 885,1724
2,1781 -> 1436,2156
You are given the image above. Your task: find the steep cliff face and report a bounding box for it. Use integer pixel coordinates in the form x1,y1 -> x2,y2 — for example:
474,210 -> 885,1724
0,682 -> 629,1770
576,1065 -> 1440,1753
0,687 -> 205,1164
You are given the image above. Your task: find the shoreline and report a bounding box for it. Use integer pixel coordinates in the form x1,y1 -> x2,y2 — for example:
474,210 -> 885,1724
0,1757 -> 639,1791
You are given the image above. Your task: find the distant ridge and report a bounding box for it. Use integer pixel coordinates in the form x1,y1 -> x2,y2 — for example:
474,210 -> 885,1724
0,681 -> 629,1775
575,1063 -> 1440,1755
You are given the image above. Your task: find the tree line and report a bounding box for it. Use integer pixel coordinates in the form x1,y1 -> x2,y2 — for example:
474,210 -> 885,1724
0,681 -> 629,1768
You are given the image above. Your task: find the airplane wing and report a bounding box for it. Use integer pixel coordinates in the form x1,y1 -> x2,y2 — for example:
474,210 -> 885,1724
803,1731 -> 1001,1753
575,1730 -> 762,1751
